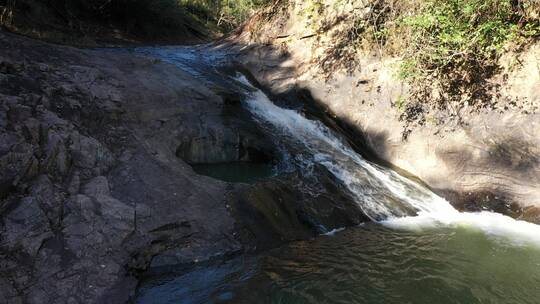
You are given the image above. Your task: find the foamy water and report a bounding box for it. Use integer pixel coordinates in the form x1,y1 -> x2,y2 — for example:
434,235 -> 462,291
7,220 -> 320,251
235,75 -> 540,247
383,211 -> 540,247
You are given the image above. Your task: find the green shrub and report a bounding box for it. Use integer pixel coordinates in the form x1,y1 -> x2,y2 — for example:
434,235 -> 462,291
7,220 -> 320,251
108,0 -> 269,35
389,0 -> 540,138
1,0 -> 270,42
398,0 -> 540,83
314,0 -> 539,136
178,0 -> 270,32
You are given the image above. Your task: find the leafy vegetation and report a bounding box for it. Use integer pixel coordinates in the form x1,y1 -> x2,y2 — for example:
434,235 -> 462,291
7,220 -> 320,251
394,0 -> 539,137
314,0 -> 539,79
0,0 -> 269,43
398,0 -> 540,83
179,0 -> 270,31
305,0 -> 538,137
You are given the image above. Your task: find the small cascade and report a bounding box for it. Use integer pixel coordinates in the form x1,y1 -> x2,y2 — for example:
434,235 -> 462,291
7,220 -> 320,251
235,75 -> 540,247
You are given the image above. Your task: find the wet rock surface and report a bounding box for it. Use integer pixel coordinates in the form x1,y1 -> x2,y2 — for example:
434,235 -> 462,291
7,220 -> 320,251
0,30 -> 367,303
229,168 -> 369,251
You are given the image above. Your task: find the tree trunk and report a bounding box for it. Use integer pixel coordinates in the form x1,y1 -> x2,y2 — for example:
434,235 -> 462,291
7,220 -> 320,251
0,0 -> 16,26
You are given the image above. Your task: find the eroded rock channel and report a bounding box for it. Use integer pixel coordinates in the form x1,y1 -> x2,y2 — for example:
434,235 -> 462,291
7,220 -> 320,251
0,31 -> 367,303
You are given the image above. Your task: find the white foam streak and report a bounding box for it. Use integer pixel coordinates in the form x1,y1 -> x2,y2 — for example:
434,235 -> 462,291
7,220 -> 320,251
383,211 -> 540,247
323,227 -> 346,236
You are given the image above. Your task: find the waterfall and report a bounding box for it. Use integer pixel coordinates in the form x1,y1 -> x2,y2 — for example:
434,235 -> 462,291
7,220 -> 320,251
235,75 -> 540,247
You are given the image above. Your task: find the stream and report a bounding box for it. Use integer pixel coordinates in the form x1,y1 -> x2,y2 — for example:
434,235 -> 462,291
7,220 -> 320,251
127,46 -> 540,304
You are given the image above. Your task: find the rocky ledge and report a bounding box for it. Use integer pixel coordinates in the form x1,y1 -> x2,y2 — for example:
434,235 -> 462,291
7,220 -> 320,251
0,30 -> 366,303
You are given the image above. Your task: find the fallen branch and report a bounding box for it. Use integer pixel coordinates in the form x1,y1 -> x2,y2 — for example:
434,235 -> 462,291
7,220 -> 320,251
300,33 -> 317,39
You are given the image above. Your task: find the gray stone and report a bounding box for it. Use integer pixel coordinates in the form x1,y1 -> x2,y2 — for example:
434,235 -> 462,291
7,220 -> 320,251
0,29 -> 367,304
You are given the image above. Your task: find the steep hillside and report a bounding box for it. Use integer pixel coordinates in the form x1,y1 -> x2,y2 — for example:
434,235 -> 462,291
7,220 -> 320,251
221,0 -> 540,221
0,0 -> 269,45
0,0 -> 212,45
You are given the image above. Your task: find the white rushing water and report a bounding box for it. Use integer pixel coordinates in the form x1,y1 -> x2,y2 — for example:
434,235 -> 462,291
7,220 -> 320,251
235,75 -> 540,247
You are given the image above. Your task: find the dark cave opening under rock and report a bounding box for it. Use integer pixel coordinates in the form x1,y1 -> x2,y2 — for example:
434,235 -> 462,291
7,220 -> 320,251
175,127 -> 281,183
